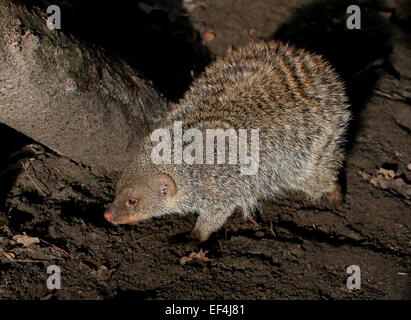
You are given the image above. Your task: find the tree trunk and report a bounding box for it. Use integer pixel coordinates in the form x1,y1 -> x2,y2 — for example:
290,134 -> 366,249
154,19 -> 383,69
0,0 -> 169,173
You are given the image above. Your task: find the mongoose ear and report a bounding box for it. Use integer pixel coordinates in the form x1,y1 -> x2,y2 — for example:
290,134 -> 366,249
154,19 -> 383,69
156,174 -> 177,199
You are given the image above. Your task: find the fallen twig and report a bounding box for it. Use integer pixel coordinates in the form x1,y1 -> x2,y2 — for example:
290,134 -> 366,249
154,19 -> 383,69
1,251 -> 18,265
270,222 -> 277,238
374,89 -> 408,102
39,239 -> 71,257
248,215 -> 260,227
134,233 -> 155,243
21,161 -> 48,197
12,258 -> 49,264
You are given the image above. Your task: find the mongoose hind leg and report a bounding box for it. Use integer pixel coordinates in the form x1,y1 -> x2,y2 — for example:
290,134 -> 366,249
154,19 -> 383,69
189,210 -> 232,243
298,172 -> 344,208
321,181 -> 344,208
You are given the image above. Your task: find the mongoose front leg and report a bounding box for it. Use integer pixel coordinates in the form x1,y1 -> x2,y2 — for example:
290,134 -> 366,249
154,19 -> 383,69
189,210 -> 232,243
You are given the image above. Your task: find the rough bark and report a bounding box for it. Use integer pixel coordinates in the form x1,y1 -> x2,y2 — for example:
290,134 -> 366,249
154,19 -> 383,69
0,0 -> 169,173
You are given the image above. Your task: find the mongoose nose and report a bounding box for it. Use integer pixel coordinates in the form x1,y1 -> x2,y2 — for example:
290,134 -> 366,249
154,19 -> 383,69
104,212 -> 113,222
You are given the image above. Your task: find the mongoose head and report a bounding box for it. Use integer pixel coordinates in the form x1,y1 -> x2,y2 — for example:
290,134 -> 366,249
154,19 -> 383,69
104,173 -> 177,225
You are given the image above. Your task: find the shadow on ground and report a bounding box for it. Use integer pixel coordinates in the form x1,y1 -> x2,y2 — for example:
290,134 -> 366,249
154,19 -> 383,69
19,0 -> 213,101
0,124 -> 33,229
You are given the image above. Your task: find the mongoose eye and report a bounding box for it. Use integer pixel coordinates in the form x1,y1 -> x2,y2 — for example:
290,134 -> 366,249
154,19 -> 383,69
127,199 -> 138,207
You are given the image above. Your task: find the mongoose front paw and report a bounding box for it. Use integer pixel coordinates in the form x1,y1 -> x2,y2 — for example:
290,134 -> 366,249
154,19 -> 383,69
168,231 -> 203,250
185,229 -> 213,251
188,228 -> 212,243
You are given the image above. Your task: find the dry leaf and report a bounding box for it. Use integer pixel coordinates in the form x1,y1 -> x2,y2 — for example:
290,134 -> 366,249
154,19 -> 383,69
40,293 -> 53,300
248,28 -> 257,36
359,168 -> 411,200
97,265 -> 115,281
12,234 -> 40,247
79,262 -> 92,272
378,11 -> 392,19
197,250 -> 211,262
203,31 -> 215,43
376,168 -> 395,178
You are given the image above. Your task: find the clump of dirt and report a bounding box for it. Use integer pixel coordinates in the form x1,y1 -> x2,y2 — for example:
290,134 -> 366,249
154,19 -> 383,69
0,0 -> 410,299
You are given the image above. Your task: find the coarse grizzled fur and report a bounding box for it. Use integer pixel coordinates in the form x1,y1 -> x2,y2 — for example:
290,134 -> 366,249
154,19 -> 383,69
105,41 -> 351,242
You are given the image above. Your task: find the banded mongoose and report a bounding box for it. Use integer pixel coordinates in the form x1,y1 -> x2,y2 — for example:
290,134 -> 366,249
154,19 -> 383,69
104,41 -> 351,242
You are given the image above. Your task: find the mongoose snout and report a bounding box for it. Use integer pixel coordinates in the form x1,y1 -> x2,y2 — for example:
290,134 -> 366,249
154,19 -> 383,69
105,41 -> 351,243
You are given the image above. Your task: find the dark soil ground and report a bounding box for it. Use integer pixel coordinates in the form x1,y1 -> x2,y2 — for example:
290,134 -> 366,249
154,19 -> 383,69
0,0 -> 410,299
